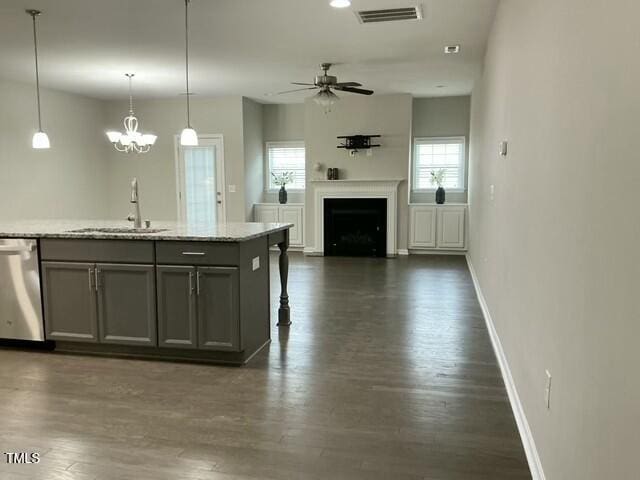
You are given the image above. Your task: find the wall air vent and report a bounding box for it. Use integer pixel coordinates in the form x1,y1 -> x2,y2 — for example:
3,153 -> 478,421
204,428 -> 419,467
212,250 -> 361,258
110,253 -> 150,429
355,6 -> 423,24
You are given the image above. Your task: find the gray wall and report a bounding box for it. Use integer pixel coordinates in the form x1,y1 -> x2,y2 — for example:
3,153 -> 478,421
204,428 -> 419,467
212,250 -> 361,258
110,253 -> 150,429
468,1 -> 640,478
242,98 -> 264,220
0,79 -> 110,220
412,96 -> 470,204
304,94 -> 412,252
262,103 -> 305,204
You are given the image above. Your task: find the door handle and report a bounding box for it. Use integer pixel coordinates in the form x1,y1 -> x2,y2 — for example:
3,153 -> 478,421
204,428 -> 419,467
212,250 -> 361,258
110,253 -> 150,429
181,252 -> 205,256
94,268 -> 101,291
189,272 -> 194,295
88,268 -> 94,291
196,271 -> 201,296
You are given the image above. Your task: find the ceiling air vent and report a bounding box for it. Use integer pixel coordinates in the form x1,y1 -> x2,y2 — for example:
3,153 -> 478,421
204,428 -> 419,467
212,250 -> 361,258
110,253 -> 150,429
355,6 -> 423,24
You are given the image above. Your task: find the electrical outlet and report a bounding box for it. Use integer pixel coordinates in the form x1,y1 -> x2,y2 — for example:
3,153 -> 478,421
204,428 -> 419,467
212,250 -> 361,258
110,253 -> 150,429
228,184 -> 236,193
252,256 -> 260,271
545,370 -> 552,409
366,148 -> 373,157
489,184 -> 495,201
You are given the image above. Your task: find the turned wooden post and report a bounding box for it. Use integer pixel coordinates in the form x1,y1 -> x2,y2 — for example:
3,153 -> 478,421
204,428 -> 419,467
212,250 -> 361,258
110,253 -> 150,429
277,229 -> 291,327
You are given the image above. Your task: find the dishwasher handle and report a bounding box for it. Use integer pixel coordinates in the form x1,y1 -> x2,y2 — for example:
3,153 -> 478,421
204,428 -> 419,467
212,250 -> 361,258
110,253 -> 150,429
0,244 -> 35,255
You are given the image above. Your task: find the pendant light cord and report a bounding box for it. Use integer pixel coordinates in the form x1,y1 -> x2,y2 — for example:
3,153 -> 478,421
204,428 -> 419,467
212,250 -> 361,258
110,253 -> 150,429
30,11 -> 43,132
184,0 -> 192,128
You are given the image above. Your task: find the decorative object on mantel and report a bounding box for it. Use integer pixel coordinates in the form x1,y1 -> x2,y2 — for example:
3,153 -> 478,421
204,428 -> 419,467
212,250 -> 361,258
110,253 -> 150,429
106,74 -> 157,153
337,135 -> 381,156
272,171 -> 294,204
431,169 -> 446,204
26,9 -> 50,149
327,168 -> 340,180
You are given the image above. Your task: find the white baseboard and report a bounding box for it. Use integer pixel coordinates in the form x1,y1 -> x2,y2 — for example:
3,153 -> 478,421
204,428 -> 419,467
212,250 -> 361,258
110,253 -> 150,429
465,255 -> 546,480
303,248 -> 322,256
409,249 -> 467,256
397,249 -> 409,256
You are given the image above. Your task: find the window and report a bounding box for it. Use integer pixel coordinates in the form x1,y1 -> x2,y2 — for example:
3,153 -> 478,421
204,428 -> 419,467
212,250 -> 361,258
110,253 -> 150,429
266,141 -> 306,190
413,136 -> 466,191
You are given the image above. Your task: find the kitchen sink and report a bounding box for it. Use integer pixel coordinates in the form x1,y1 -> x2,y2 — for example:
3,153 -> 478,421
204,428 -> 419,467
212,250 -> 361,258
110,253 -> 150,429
66,227 -> 168,234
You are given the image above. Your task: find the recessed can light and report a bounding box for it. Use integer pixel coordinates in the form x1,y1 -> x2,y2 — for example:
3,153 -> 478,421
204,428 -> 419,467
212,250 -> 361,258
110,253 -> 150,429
330,0 -> 351,8
444,45 -> 461,54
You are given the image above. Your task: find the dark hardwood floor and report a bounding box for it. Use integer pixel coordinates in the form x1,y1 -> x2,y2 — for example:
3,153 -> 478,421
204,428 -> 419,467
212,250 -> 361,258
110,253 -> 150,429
0,254 -> 531,480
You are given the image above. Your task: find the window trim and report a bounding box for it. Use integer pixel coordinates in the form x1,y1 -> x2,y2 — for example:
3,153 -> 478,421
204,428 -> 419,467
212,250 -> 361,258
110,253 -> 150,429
412,136 -> 467,193
265,140 -> 306,192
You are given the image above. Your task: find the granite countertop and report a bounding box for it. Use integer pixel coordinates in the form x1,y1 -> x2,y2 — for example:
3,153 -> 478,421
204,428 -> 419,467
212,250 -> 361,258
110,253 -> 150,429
0,220 -> 292,242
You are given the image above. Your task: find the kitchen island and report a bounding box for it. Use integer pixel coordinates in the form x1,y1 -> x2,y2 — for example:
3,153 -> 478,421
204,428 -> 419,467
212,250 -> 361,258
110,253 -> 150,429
0,220 -> 292,365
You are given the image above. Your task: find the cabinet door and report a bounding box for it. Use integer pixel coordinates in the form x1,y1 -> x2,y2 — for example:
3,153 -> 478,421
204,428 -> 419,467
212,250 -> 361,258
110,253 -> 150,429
409,206 -> 436,248
254,205 -> 279,223
196,267 -> 240,351
157,265 -> 197,349
42,262 -> 98,342
280,206 -> 304,246
97,264 -> 157,346
437,207 -> 466,249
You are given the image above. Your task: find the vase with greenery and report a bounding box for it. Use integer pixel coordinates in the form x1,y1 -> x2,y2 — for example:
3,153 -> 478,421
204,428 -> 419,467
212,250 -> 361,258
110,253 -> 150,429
272,171 -> 295,204
431,169 -> 446,204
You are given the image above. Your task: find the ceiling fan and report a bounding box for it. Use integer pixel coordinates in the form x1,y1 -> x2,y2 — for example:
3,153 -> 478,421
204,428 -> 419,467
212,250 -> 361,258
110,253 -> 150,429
277,63 -> 374,110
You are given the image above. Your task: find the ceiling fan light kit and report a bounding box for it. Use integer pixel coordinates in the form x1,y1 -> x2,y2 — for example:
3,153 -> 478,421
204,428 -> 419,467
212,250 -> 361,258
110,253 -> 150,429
27,9 -> 50,150
278,63 -> 374,112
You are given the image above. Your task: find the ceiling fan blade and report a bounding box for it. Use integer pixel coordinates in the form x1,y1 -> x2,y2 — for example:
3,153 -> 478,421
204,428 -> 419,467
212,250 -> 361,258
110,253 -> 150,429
334,82 -> 362,87
334,86 -> 374,95
291,82 -> 316,86
276,87 -> 318,95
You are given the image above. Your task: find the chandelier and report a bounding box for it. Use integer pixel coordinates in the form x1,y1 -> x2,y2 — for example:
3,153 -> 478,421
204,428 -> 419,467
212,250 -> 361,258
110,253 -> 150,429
106,74 -> 157,153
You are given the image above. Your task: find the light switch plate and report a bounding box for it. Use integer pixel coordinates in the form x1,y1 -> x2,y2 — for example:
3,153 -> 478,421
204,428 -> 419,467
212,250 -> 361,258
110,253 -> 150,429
499,141 -> 508,157
228,184 -> 236,193
252,256 -> 260,271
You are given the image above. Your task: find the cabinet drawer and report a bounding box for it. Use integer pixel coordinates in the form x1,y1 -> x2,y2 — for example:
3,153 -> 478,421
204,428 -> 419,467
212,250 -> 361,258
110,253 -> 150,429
40,239 -> 154,264
156,241 -> 239,266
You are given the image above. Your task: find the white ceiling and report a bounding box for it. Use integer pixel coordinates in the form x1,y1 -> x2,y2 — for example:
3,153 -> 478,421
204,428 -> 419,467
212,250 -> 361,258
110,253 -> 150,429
0,0 -> 498,103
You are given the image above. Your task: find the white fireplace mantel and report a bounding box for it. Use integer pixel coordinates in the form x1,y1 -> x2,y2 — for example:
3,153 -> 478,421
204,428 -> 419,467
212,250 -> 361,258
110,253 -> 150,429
309,179 -> 403,256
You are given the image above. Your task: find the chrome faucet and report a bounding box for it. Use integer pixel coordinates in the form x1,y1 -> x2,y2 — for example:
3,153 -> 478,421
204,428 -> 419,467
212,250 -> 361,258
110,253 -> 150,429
127,178 -> 142,228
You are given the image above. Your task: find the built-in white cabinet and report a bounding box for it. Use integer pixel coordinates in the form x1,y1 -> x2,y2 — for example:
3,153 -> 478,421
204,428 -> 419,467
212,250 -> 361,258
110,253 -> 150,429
409,204 -> 467,251
254,204 -> 304,248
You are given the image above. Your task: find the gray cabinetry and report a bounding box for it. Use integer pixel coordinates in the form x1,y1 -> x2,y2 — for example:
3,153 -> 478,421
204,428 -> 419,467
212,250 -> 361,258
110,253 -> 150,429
97,264 -> 157,346
197,267 -> 240,351
42,260 -> 156,346
157,265 -> 240,352
157,266 -> 197,349
42,262 -> 98,343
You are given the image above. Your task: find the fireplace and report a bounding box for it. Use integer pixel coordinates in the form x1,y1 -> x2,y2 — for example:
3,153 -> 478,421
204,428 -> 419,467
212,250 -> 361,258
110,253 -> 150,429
323,198 -> 387,257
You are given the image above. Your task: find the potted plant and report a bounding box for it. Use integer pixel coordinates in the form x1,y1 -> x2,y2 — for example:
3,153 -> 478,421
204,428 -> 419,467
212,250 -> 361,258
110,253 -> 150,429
272,171 -> 295,204
430,169 -> 446,204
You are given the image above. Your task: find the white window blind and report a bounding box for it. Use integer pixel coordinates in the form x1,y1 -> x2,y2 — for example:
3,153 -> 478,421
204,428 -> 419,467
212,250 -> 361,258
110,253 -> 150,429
413,137 -> 466,191
183,146 -> 216,228
267,141 -> 306,190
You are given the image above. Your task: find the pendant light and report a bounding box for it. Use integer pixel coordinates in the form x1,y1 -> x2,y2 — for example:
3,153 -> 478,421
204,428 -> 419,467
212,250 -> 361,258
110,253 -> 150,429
180,0 -> 198,146
27,9 -> 50,149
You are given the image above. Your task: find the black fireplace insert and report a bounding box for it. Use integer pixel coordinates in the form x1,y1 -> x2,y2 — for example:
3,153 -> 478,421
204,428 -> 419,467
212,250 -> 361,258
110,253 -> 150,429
323,198 -> 387,257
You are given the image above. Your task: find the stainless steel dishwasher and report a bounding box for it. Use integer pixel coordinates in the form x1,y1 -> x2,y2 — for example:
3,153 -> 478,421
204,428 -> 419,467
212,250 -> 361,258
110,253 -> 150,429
0,239 -> 45,341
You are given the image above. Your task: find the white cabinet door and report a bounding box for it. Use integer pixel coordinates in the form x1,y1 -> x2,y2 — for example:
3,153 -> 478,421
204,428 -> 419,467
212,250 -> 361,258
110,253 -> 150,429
437,207 -> 466,249
254,205 -> 279,224
280,206 -> 304,247
409,206 -> 436,248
